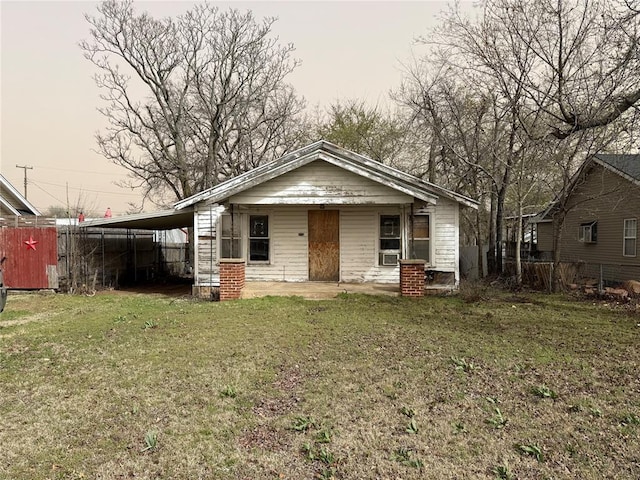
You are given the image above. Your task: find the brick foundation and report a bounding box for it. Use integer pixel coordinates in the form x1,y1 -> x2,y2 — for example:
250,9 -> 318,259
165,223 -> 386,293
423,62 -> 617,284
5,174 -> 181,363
219,259 -> 246,301
400,259 -> 425,297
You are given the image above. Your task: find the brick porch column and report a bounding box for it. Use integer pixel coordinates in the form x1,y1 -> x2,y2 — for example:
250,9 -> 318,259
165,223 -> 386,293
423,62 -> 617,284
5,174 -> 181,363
219,259 -> 246,301
400,259 -> 425,297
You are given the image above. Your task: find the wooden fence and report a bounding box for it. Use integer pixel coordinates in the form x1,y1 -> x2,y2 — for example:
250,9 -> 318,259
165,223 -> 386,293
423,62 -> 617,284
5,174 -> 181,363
1,216 -> 188,291
0,216 -> 56,227
0,225 -> 58,289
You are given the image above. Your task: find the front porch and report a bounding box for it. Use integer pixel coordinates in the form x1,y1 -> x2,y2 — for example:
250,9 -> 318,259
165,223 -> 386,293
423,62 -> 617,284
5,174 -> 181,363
198,258 -> 441,300
241,281 -> 400,300
193,278 -> 455,301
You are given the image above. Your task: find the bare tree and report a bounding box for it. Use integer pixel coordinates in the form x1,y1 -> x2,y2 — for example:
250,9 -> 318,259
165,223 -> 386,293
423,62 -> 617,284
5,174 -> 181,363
80,1 -> 306,207
397,0 -> 640,282
436,0 -> 640,140
396,64 -> 526,276
312,100 -> 410,165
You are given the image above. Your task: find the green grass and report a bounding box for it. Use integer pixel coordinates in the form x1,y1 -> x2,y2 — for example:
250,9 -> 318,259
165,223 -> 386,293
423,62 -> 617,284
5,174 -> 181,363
0,290 -> 638,479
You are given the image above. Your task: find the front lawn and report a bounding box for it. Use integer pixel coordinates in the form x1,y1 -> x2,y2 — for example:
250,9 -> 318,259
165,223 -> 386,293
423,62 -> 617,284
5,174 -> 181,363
0,290 -> 638,479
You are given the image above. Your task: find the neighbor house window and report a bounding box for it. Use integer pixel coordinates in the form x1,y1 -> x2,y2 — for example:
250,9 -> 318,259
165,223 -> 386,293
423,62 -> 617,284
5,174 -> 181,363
624,218 -> 637,257
249,215 -> 269,262
578,221 -> 597,243
410,214 -> 430,263
379,215 -> 401,265
220,214 -> 242,258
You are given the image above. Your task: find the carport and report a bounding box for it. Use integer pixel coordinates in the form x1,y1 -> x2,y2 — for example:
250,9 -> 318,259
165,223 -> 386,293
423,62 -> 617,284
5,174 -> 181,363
76,208 -> 195,289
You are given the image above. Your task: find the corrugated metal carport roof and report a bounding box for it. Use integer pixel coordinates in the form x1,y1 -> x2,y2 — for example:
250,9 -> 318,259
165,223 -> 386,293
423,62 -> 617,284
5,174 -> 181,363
81,208 -> 193,230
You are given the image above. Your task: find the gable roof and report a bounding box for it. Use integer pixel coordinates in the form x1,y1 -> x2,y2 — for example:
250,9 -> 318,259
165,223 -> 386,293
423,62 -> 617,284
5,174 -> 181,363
534,153 -> 640,222
0,174 -> 41,216
593,154 -> 640,185
174,140 -> 479,210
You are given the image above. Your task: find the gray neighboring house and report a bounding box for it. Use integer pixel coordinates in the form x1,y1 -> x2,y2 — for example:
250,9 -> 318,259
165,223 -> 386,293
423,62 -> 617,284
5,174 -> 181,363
535,154 -> 640,284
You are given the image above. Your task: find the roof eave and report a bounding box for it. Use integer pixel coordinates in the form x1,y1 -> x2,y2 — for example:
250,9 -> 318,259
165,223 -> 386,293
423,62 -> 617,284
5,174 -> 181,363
592,155 -> 640,188
0,174 -> 41,215
174,141 -> 479,210
81,208 -> 194,230
321,143 -> 479,208
0,196 -> 21,216
174,141 -> 330,210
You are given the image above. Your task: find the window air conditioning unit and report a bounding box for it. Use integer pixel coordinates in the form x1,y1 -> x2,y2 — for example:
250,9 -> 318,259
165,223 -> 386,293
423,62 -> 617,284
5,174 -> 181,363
382,253 -> 399,266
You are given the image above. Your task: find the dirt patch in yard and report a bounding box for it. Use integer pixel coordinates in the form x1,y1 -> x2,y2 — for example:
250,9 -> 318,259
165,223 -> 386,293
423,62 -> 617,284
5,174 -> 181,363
98,283 -> 192,297
0,311 -> 56,328
238,424 -> 294,451
253,396 -> 302,418
253,365 -> 306,417
273,365 -> 304,391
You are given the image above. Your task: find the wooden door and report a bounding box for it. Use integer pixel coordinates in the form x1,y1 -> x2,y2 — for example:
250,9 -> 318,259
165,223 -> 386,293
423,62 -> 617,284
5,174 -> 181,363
308,210 -> 340,281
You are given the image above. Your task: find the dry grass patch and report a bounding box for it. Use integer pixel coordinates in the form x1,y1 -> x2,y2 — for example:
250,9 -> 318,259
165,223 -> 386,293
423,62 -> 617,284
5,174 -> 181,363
0,290 -> 638,479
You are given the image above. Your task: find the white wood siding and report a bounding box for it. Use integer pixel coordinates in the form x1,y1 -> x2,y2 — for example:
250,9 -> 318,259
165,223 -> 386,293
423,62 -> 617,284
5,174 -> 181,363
432,197 -> 460,282
229,160 -> 413,205
245,207 -> 309,281
340,206 -> 402,283
193,199 -> 461,285
195,204 -> 221,286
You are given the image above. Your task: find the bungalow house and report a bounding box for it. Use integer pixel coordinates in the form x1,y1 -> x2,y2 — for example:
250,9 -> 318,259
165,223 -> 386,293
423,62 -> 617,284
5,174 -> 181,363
535,154 -> 640,285
173,141 -> 479,294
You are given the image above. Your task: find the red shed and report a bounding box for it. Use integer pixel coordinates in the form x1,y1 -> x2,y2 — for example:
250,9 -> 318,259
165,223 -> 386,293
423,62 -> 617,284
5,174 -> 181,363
0,226 -> 59,289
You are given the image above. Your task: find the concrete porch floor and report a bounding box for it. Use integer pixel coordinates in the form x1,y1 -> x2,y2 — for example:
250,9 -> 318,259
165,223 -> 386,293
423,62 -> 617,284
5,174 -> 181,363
241,281 -> 400,300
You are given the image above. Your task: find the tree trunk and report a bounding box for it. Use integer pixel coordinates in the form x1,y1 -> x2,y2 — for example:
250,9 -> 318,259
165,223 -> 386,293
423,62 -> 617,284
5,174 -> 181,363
515,204 -> 523,287
487,189 -> 497,275
495,185 -> 507,276
475,209 -> 484,279
550,211 -> 566,293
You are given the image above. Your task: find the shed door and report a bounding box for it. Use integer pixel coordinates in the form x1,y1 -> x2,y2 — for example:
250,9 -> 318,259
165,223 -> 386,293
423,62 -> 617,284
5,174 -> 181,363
308,210 -> 340,281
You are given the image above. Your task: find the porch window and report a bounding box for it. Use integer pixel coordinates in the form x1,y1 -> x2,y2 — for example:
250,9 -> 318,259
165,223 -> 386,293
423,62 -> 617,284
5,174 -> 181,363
249,214 -> 270,262
411,214 -> 430,263
220,214 -> 242,258
624,218 -> 637,257
379,215 -> 401,266
578,221 -> 597,244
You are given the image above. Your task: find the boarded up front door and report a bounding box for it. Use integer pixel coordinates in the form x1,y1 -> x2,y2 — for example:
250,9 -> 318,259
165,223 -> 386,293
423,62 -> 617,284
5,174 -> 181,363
308,210 -> 340,281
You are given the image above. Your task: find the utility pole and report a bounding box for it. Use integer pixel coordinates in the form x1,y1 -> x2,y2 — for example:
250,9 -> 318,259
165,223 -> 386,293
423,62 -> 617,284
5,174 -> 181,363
15,164 -> 33,199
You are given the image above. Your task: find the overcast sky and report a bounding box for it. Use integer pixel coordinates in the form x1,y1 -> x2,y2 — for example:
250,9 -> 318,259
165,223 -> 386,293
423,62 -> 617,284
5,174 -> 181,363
0,1 -> 467,216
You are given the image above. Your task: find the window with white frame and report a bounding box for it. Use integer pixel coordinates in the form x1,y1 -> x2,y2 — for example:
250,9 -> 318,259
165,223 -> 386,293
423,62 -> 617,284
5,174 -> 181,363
624,218 -> 637,257
410,214 -> 430,263
578,221 -> 597,243
379,215 -> 401,266
249,214 -> 269,262
220,214 -> 241,258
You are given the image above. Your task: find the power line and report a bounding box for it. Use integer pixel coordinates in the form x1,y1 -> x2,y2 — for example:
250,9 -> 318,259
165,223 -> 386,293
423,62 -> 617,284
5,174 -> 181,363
36,164 -> 130,177
31,179 -> 142,197
29,182 -> 131,215
30,180 -> 66,205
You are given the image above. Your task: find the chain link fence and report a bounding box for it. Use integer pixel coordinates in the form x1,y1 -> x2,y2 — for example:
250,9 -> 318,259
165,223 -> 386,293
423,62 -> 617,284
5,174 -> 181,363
508,260 -> 640,291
